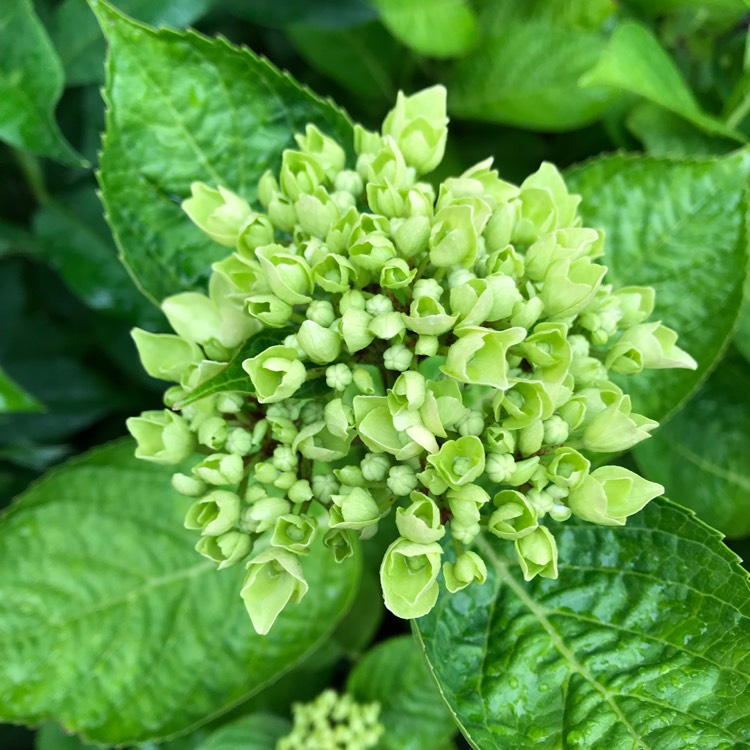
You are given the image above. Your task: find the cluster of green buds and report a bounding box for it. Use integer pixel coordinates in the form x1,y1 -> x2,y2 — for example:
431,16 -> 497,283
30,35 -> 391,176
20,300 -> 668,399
277,690 -> 383,750
127,85 -> 696,632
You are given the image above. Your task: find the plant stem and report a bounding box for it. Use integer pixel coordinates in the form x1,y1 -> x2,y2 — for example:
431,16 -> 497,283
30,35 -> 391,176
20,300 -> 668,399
13,149 -> 50,206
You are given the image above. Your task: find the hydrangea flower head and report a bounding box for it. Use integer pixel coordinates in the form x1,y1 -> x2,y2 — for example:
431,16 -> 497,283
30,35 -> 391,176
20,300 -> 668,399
127,85 -> 696,632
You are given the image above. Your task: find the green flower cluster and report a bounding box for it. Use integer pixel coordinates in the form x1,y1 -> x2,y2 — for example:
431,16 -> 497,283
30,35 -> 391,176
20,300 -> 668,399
127,85 -> 696,632
276,690 -> 383,750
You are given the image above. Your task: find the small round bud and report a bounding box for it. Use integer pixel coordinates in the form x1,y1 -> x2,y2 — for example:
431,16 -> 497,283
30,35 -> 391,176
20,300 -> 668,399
486,452 -> 516,483
300,401 -> 325,425
197,416 -> 228,451
274,471 -> 297,490
361,453 -> 390,482
312,473 -> 339,503
254,461 -> 279,484
288,478 -> 314,504
415,334 -> 439,356
457,410 -> 485,437
386,465 -> 418,496
171,472 -> 206,497
543,415 -> 570,446
244,483 -> 267,503
216,392 -> 244,413
334,169 -> 364,196
365,294 -> 393,316
339,289 -> 366,313
326,363 -> 353,391
270,445 -> 297,472
306,299 -> 336,327
384,344 -> 413,371
225,427 -> 254,456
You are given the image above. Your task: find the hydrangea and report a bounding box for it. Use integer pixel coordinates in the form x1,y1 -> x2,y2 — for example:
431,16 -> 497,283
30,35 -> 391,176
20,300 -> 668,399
276,690 -> 383,750
127,85 -> 696,633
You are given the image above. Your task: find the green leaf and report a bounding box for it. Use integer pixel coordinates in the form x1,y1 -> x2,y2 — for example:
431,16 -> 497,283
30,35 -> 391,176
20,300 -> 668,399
414,500 -> 750,749
622,0 -> 748,17
329,568 -> 384,659
449,0 -> 618,130
175,327 -> 294,408
0,440 -> 360,744
187,714 -> 291,750
51,0 -> 219,87
634,358 -> 750,538
582,20 -> 744,142
737,271 -> 750,363
0,0 -> 83,165
36,722 -> 98,750
347,635 -> 457,750
371,0 -> 477,59
32,185 -> 162,325
287,21 -> 401,103
227,0 -> 376,29
0,365 -> 42,413
566,149 -> 750,421
738,304 -> 750,362
0,220 -> 34,257
627,102 -> 738,157
95,0 -> 354,303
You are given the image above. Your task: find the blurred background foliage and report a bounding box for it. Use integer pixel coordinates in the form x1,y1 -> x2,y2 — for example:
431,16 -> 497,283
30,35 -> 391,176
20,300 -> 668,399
2,0 -> 750,747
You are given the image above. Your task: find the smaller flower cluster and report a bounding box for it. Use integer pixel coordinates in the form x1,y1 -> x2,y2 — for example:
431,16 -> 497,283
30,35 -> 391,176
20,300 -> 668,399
127,85 -> 696,634
277,690 -> 383,750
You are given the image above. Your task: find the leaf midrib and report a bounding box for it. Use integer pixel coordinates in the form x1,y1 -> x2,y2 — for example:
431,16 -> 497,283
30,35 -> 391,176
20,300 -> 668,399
0,560 -> 212,643
475,535 -> 651,750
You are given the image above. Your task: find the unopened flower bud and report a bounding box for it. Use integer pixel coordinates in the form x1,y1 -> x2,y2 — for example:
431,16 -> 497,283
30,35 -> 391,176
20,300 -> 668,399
443,551 -> 487,593
171,472 -> 206,497
241,548 -> 308,635
386,464 -> 419,496
194,453 -> 245,485
197,416 -> 228,451
384,344 -> 413,371
185,490 -> 241,536
127,410 -> 195,465
196,530 -> 252,569
271,514 -> 317,555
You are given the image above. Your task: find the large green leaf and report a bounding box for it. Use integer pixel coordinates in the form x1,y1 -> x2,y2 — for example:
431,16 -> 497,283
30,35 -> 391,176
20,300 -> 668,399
95,0 -> 354,303
160,714 -> 291,750
371,0 -> 477,59
0,0 -> 82,164
51,0 -> 218,87
287,21 -> 401,104
414,500 -> 750,749
627,103 -> 737,157
32,185 -> 162,325
0,365 -> 42,413
566,149 -> 750,421
634,358 -> 750,538
227,0 -> 375,29
0,440 -> 360,744
449,0 -> 617,130
347,636 -> 457,750
582,20 -> 744,142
